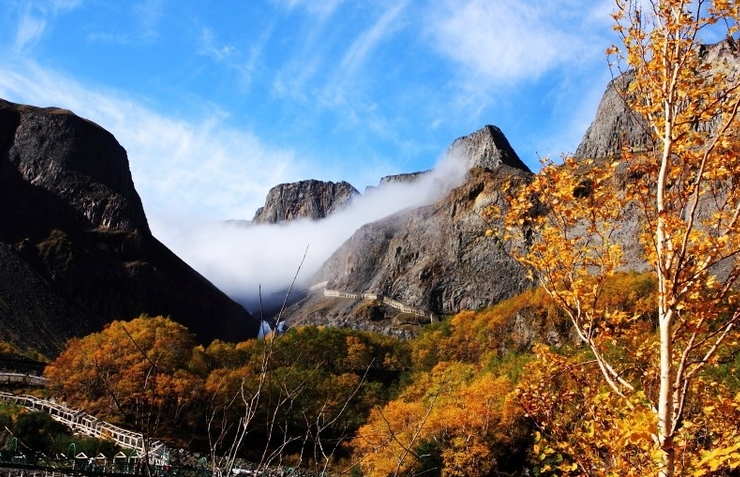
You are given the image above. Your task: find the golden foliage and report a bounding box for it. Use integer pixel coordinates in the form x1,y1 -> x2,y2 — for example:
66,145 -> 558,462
350,361 -> 527,477
517,344 -> 740,476
45,319 -> 409,464
44,315 -> 201,436
496,1 -> 740,475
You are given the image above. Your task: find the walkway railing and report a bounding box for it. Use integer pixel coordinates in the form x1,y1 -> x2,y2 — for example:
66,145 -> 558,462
322,288 -> 436,322
0,390 -> 168,466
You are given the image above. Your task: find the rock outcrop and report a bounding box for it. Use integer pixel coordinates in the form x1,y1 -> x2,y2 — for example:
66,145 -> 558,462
283,126 -> 533,336
0,101 -> 149,234
573,73 -> 652,161
378,171 -> 430,187
0,99 -> 258,356
252,180 -> 359,224
449,125 -> 530,172
363,171 -> 430,195
575,39 -> 740,160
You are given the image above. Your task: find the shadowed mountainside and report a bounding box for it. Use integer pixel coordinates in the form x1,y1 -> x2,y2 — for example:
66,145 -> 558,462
0,99 -> 258,356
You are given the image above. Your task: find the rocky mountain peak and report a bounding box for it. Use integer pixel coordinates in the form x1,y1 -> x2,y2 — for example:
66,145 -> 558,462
0,98 -> 257,355
0,99 -> 149,235
575,38 -> 740,160
448,125 -> 531,173
283,126 -> 534,337
253,179 -> 360,224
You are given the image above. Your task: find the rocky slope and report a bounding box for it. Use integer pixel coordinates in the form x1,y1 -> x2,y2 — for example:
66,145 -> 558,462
573,72 -> 651,161
576,40 -> 740,160
570,39 -> 740,273
282,126 -> 534,336
252,180 -> 359,224
0,99 -> 258,356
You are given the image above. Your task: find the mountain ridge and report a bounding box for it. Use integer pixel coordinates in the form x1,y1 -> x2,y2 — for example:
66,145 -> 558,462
252,179 -> 360,224
277,126 -> 533,336
0,99 -> 258,356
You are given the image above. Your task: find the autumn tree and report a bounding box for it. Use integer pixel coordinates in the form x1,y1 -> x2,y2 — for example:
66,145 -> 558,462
350,361 -> 527,477
45,316 -> 203,441
501,1 -> 740,475
200,326 -> 409,475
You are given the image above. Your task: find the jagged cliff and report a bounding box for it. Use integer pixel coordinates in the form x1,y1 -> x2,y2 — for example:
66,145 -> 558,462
575,40 -> 740,160
282,126 -> 534,336
0,99 -> 258,356
252,180 -> 359,224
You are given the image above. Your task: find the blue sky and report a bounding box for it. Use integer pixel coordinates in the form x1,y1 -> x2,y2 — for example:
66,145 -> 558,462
0,0 -> 617,231
0,1 -> 622,303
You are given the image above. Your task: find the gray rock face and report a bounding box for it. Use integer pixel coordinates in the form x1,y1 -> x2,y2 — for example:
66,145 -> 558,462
379,171 -> 431,186
573,73 -> 653,160
312,167 -> 532,315
572,39 -> 740,273
253,179 -> 359,224
284,126 -> 533,336
449,125 -> 530,172
0,100 -> 149,234
363,171 -> 430,195
575,39 -> 740,160
0,99 -> 258,355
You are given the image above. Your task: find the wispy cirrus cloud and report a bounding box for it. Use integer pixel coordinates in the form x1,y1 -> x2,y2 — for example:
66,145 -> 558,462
84,0 -> 166,44
338,1 -> 408,78
196,23 -> 273,89
48,0 -> 83,11
13,9 -> 46,54
427,0 -> 612,86
271,0 -> 347,19
197,27 -> 237,62
10,0 -> 84,54
322,0 -> 409,106
132,0 -> 166,41
0,60 -> 303,237
418,0 -> 615,160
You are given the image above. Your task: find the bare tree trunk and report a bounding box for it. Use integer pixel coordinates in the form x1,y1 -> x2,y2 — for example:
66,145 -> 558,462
658,315 -> 675,477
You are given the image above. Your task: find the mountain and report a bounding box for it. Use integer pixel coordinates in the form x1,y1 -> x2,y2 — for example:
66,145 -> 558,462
0,99 -> 258,357
280,126 -> 534,337
363,171 -> 431,194
252,180 -> 359,224
576,39 -> 740,160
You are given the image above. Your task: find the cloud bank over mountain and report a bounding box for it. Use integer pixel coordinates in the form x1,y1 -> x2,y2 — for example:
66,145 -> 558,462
0,1 -> 617,244
164,147 -> 473,312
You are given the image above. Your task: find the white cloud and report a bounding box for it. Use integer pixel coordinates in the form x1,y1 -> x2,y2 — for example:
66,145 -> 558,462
13,8 -> 46,54
313,2 -> 408,111
168,145 -> 472,311
427,0 -> 612,86
10,0 -> 86,54
338,1 -> 407,78
0,60 -> 302,238
135,0 -> 164,27
49,0 -> 83,12
197,27 -> 236,62
84,0 -> 165,45
272,0 -> 347,18
196,24 -> 271,89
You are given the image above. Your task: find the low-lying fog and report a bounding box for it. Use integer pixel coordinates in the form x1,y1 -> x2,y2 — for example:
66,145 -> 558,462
165,149 -> 471,316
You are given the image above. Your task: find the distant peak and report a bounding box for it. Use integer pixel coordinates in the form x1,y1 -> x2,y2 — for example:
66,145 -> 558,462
252,179 -> 360,224
448,125 -> 530,173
